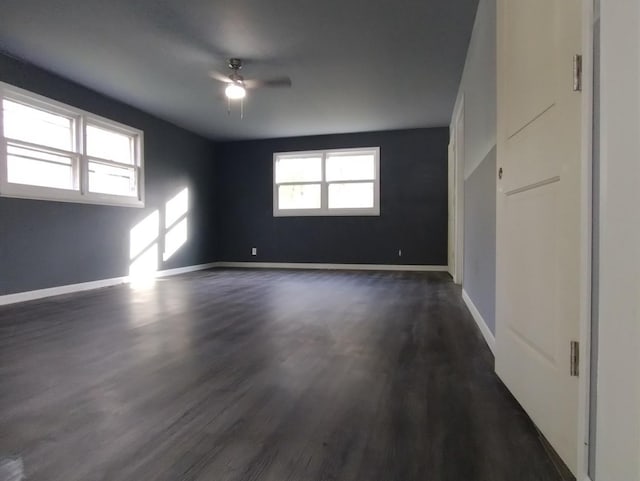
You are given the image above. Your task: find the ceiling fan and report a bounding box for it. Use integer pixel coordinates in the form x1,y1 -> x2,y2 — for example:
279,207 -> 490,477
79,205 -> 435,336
210,58 -> 292,102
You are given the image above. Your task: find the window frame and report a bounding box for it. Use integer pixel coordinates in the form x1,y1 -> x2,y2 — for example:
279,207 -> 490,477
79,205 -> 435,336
273,147 -> 380,217
0,81 -> 145,207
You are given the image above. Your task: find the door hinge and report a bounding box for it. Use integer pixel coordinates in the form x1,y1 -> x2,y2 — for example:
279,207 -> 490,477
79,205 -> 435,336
570,341 -> 579,376
573,54 -> 583,92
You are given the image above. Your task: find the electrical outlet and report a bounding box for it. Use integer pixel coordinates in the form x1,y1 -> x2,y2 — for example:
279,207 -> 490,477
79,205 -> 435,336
251,247 -> 257,256
398,249 -> 402,257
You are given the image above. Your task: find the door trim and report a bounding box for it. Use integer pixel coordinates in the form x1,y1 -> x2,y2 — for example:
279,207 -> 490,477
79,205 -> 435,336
451,96 -> 465,285
592,0 -> 640,479
448,142 -> 456,278
577,0 -> 594,479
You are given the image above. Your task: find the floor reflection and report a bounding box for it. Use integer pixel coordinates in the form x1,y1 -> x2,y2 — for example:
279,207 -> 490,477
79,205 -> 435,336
0,457 -> 23,481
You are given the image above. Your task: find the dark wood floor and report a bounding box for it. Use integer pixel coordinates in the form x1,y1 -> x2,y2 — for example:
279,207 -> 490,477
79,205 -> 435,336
0,269 -> 563,481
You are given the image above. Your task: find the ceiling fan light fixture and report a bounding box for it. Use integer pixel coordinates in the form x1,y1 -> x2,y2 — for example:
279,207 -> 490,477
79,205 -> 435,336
225,83 -> 246,100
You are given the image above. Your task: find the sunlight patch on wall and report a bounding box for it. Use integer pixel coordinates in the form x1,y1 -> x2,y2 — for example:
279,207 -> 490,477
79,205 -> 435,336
163,187 -> 189,262
165,187 -> 189,229
164,218 -> 188,261
128,187 -> 190,284
129,210 -> 159,283
130,210 -> 159,260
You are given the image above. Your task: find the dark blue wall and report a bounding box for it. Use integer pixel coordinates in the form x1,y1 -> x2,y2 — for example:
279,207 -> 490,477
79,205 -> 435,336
0,53 -> 449,295
215,128 -> 448,265
0,53 -> 218,295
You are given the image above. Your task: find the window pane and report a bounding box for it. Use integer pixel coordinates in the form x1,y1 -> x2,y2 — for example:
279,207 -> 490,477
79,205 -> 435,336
3,99 -> 74,151
278,184 -> 321,210
7,144 -> 74,190
86,124 -> 134,164
88,161 -> 136,196
328,182 -> 374,209
325,154 -> 375,181
275,156 -> 322,183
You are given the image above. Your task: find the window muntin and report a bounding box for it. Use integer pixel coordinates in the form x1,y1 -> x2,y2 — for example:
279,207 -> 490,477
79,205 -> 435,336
273,147 -> 379,216
0,82 -> 144,207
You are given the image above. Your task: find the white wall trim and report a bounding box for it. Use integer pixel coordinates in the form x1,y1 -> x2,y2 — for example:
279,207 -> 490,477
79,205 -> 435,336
155,262 -> 218,278
0,276 -> 128,306
452,95 -> 465,285
595,0 -> 640,479
462,288 -> 495,354
577,0 -> 595,478
0,262 -> 218,306
1,262 -> 449,306
216,262 -> 449,272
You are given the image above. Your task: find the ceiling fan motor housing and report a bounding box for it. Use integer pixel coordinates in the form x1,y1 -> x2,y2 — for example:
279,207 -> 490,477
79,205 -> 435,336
228,58 -> 243,71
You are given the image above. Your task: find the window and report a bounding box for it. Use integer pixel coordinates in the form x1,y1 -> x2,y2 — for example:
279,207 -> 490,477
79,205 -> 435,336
0,82 -> 144,207
273,147 -> 380,216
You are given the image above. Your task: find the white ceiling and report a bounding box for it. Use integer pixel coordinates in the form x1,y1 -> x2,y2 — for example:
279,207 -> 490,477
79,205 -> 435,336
0,0 -> 478,140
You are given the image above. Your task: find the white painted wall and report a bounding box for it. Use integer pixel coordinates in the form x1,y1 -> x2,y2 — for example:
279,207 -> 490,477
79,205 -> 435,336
452,0 -> 496,179
451,0 -> 497,335
595,0 -> 640,479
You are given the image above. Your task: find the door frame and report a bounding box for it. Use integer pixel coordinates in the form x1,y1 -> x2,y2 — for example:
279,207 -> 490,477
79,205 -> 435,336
577,0 -> 595,479
450,96 -> 465,285
447,142 -> 456,278
591,0 -> 640,479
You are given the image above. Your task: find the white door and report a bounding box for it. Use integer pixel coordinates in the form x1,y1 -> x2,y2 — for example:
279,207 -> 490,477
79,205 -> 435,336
495,0 -> 582,473
448,142 -> 455,278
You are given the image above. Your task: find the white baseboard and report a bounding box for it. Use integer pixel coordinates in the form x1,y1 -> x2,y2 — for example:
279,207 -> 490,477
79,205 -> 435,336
1,261 -> 446,306
0,277 -> 128,306
462,288 -> 496,354
155,262 -> 218,278
0,262 -> 218,306
216,262 -> 449,272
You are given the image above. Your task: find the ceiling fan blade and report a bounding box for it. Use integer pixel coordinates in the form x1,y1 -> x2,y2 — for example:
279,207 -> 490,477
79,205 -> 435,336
209,71 -> 232,83
244,76 -> 292,89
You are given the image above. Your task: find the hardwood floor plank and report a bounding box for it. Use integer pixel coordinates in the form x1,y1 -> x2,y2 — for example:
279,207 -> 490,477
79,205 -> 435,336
0,269 -> 562,480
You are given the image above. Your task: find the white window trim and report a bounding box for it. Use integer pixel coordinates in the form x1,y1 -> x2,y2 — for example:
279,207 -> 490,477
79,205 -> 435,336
0,81 -> 145,208
273,146 -> 380,217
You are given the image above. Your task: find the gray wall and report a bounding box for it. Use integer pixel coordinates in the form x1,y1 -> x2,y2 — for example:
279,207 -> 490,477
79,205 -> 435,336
463,147 -> 496,332
0,53 -> 218,295
455,0 -> 497,179
216,128 -> 449,266
452,0 -> 497,333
